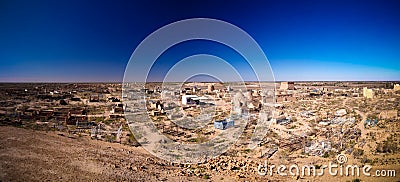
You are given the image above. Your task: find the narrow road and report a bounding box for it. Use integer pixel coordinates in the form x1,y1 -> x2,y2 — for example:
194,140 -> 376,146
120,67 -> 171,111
355,109 -> 367,140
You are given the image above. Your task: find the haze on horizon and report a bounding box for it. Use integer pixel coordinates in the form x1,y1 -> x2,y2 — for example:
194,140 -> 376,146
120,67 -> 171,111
1,0 -> 399,82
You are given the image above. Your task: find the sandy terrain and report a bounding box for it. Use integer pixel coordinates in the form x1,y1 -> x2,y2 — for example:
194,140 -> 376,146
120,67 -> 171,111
0,126 -> 202,181
1,125 -> 399,182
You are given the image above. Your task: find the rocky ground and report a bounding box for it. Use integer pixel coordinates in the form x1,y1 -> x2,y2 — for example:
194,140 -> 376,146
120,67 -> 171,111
0,126 -> 204,181
1,126 -> 399,182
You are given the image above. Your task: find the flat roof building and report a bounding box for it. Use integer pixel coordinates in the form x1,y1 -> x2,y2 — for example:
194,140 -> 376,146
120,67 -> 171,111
394,84 -> 400,91
363,87 -> 374,99
181,95 -> 198,105
280,82 -> 295,90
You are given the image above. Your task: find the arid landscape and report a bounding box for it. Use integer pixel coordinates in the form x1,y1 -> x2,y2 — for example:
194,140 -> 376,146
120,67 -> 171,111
0,82 -> 399,181
0,126 -> 194,181
2,0 -> 399,181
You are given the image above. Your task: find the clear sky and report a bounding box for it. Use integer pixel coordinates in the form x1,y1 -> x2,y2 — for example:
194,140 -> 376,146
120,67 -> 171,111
0,0 -> 399,82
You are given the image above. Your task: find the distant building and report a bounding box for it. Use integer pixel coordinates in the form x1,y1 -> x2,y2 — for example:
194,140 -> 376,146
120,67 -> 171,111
363,87 -> 374,98
276,93 -> 296,103
252,90 -> 259,97
394,84 -> 400,91
67,115 -> 87,125
108,97 -> 121,102
89,94 -> 100,102
151,110 -> 161,116
208,84 -> 215,93
181,95 -> 198,105
110,104 -> 124,114
280,82 -> 295,90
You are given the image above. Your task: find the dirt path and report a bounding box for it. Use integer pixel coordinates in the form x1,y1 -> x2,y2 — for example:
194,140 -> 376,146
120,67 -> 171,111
355,109 -> 367,139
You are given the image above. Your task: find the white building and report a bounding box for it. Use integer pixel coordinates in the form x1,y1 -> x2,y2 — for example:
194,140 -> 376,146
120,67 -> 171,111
181,95 -> 198,105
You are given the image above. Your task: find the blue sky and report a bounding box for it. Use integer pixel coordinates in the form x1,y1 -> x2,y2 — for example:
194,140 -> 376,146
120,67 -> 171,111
0,0 -> 399,82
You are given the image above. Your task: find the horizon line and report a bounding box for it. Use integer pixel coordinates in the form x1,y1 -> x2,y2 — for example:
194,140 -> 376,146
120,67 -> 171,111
0,80 -> 399,84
